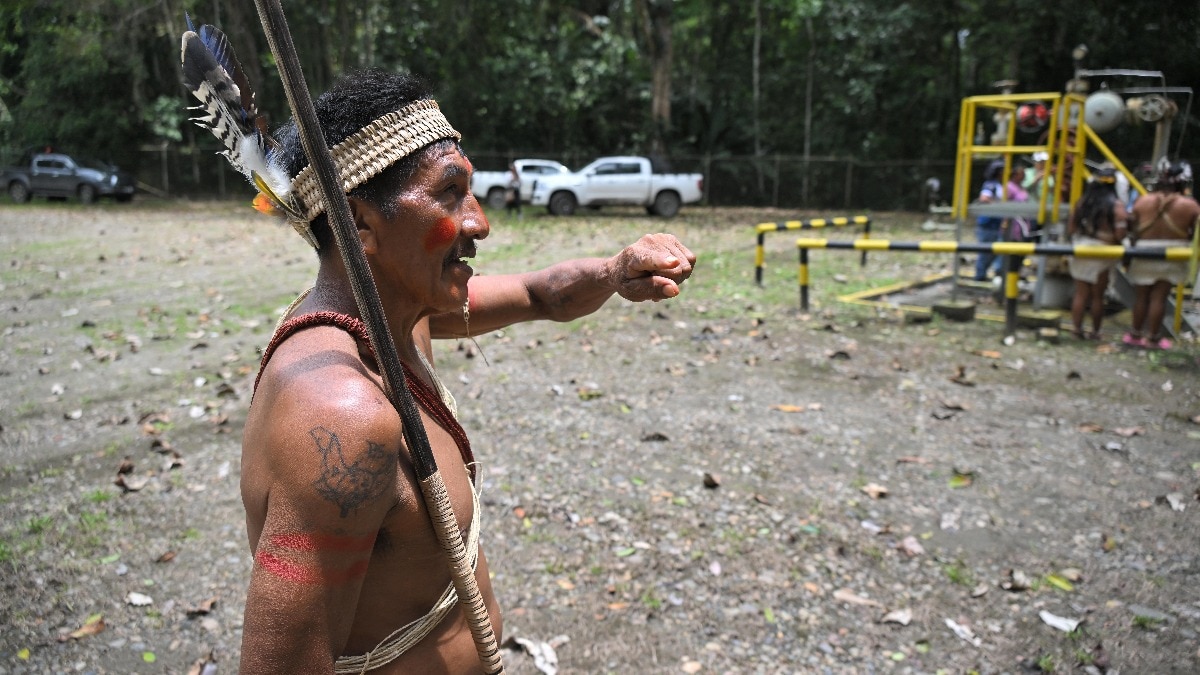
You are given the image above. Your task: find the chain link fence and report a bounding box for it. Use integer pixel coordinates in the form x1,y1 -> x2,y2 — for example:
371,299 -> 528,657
1,144 -> 954,212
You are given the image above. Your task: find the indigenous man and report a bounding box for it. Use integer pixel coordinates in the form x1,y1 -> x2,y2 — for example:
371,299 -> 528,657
1066,168 -> 1127,340
1125,161 -> 1199,349
239,69 -> 695,673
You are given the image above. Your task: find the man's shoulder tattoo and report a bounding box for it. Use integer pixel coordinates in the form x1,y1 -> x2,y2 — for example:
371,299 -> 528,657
308,426 -> 394,517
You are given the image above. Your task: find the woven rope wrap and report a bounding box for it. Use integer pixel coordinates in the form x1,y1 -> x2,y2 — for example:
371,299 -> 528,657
290,99 -> 461,228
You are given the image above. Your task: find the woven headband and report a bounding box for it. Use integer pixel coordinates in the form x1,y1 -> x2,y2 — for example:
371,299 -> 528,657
288,99 -> 461,246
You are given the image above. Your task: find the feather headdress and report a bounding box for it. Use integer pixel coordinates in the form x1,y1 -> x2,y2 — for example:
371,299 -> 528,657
180,15 -> 461,249
180,14 -> 314,246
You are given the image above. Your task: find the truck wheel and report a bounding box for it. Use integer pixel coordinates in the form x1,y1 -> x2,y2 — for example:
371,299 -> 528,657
486,187 -> 507,209
78,184 -> 97,204
8,182 -> 30,204
548,191 -> 577,216
652,190 -> 681,217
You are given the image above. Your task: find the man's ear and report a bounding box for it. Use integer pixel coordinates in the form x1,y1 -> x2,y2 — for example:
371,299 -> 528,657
347,196 -> 381,255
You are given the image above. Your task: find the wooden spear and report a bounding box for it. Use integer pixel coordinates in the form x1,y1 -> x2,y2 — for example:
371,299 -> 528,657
251,1 -> 503,671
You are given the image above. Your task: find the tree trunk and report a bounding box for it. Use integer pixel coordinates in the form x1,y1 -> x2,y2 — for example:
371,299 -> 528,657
637,0 -> 674,157
753,0 -> 763,194
803,17 -> 814,206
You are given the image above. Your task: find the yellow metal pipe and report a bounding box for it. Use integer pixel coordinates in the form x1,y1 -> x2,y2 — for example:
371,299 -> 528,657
1071,245 -> 1126,259
1081,125 -> 1148,197
965,92 -> 1064,104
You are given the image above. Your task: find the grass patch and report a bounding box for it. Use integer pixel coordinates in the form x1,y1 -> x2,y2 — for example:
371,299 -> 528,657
1132,614 -> 1165,630
26,515 -> 54,535
85,489 -> 113,503
941,560 -> 974,587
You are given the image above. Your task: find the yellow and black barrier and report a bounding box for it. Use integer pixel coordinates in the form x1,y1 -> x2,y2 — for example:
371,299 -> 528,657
795,238 -> 1194,336
755,216 -> 870,285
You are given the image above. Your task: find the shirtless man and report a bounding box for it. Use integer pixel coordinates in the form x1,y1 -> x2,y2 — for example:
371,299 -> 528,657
239,70 -> 695,673
1125,161 -> 1199,349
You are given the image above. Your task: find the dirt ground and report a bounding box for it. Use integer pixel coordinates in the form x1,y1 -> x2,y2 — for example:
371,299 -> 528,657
1,201 -> 1198,675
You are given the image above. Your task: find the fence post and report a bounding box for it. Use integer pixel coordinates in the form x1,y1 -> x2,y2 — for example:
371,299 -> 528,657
844,159 -> 853,209
703,154 -> 712,206
773,154 -> 781,208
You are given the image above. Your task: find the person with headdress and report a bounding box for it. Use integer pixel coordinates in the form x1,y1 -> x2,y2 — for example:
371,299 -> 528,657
1124,161 -> 1199,349
182,25 -> 695,671
1066,168 -> 1127,340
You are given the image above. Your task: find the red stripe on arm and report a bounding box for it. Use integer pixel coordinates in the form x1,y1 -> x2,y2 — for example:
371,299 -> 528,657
256,551 -> 371,586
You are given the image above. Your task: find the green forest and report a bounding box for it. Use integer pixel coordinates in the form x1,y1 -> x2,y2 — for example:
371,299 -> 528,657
0,0 -> 1197,209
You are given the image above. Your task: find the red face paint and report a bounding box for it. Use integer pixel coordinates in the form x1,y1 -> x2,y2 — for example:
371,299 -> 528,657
424,217 -> 457,253
256,551 -> 370,585
269,532 -> 375,553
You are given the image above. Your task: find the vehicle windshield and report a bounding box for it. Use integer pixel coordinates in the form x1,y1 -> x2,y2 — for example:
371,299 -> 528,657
77,157 -> 115,171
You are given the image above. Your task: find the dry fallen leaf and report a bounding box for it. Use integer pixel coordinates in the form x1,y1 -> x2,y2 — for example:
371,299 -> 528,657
880,608 -> 913,626
114,473 -> 149,493
1000,569 -> 1032,592
186,597 -> 219,618
1112,426 -> 1145,437
898,536 -> 925,557
59,614 -> 105,641
1039,610 -> 1081,633
769,404 -> 807,413
125,591 -> 153,607
156,551 -> 177,564
949,365 -> 975,386
945,618 -> 982,647
185,651 -> 218,675
860,483 -> 889,499
832,588 -> 884,608
1077,422 -> 1104,433
971,349 -> 1002,359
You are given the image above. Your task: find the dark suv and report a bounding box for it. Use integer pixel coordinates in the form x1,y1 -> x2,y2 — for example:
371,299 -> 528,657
4,151 -> 136,204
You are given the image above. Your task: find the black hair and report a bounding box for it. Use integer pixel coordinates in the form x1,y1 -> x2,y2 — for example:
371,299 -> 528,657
1075,178 -> 1117,237
274,68 -> 459,252
984,160 -> 1005,182
1157,161 -> 1191,193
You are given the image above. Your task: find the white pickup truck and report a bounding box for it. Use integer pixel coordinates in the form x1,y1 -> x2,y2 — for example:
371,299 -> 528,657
528,156 -> 703,217
471,158 -> 570,209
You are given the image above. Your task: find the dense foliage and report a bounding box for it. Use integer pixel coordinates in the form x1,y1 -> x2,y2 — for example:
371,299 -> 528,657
0,0 -> 1196,201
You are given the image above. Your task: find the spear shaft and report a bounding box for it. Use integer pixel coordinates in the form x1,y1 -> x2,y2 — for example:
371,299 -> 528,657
251,1 -> 503,671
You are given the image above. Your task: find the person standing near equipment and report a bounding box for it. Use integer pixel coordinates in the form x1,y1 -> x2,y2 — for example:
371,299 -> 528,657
974,160 -> 1007,280
1125,161 -> 1199,349
1066,168 -> 1127,340
505,162 -> 522,217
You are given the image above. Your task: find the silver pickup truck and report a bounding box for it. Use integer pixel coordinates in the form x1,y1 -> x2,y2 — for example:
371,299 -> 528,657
3,152 -> 136,204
